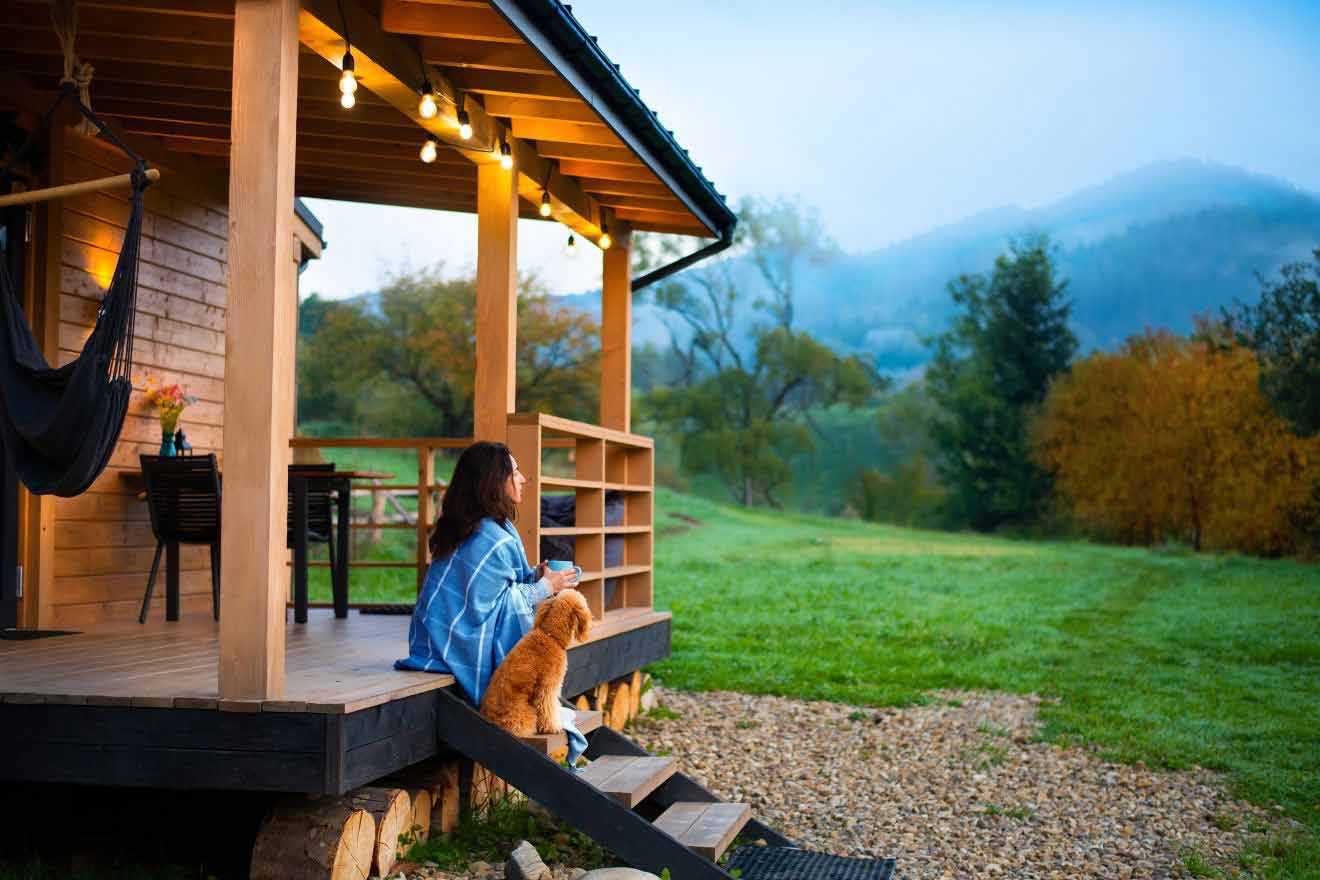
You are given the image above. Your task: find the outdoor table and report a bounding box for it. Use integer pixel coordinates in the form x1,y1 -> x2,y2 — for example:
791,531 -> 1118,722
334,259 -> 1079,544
119,467 -> 393,623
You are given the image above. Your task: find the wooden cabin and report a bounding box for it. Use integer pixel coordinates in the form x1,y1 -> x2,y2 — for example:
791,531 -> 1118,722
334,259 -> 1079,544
0,0 -> 735,812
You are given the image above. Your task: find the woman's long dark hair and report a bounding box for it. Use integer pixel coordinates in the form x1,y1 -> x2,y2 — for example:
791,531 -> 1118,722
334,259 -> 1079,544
429,441 -> 518,559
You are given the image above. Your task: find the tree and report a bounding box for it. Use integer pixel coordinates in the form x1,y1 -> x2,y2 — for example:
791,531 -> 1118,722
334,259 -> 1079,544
296,265 -> 599,436
1035,331 -> 1320,555
640,197 -> 878,506
926,235 -> 1076,530
1224,248 -> 1320,436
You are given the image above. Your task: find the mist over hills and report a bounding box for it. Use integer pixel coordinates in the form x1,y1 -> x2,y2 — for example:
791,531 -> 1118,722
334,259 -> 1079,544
571,159 -> 1320,374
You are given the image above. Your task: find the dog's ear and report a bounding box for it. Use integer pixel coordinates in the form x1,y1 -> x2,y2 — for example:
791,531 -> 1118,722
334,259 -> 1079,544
533,595 -> 556,630
572,593 -> 592,642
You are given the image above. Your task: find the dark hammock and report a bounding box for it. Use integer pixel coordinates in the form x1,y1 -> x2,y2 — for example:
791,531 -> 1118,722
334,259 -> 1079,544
0,84 -> 153,496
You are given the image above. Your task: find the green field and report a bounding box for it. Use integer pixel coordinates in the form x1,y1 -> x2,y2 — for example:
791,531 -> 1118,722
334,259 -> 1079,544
648,490 -> 1320,878
310,470 -> 1320,876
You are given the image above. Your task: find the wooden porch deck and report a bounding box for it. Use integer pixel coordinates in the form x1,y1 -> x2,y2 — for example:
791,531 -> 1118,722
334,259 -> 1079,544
0,608 -> 671,794
0,607 -> 670,714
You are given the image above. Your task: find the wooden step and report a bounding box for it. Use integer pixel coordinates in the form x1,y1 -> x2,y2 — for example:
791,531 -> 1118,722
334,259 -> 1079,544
653,801 -> 752,861
519,709 -> 604,755
579,755 -> 676,808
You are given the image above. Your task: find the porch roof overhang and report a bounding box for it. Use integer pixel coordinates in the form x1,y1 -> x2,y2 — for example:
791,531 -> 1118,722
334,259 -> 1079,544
2,0 -> 735,246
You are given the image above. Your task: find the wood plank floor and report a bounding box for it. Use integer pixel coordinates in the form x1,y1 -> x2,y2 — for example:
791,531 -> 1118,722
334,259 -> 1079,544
0,607 -> 670,714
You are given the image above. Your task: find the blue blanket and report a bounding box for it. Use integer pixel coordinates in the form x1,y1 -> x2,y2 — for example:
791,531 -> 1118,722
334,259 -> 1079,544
396,518 -> 551,707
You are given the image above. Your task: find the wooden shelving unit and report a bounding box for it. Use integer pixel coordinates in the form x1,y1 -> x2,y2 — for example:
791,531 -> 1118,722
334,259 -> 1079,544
507,413 -> 654,621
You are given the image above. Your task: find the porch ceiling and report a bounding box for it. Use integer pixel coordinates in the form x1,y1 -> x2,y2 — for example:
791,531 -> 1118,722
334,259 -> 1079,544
2,0 -> 734,242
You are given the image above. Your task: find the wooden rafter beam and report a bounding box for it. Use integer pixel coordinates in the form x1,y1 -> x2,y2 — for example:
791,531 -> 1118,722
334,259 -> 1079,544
592,193 -> 689,213
481,96 -> 600,124
575,178 -> 672,198
448,69 -> 579,102
0,29 -> 234,70
630,220 -> 712,237
611,205 -> 697,223
299,0 -> 610,240
7,3 -> 234,43
421,37 -> 553,74
557,160 -> 658,183
533,142 -> 644,166
57,0 -> 235,17
510,120 -> 621,148
381,0 -> 522,43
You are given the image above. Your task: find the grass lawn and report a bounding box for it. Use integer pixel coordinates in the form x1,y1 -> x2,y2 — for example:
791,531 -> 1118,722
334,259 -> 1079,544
299,460 -> 1318,876
648,490 -> 1320,878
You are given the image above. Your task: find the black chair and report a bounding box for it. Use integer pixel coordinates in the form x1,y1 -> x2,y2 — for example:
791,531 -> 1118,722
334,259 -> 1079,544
140,454 -> 221,624
287,463 -> 340,578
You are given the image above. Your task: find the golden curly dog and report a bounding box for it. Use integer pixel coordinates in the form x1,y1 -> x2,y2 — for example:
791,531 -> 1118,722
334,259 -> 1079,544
480,589 -> 592,736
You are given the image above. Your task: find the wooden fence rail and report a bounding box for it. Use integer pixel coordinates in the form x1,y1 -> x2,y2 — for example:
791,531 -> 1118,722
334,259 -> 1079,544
289,436 -> 471,592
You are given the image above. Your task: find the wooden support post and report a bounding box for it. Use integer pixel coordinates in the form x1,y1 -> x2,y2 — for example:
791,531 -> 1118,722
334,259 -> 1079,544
20,102 -> 73,629
219,0 -> 300,701
473,159 -> 519,443
416,446 -> 435,592
600,224 -> 633,432
506,419 -> 541,566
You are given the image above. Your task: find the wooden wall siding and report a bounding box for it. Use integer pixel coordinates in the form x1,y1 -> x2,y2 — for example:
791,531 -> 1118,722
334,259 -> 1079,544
47,131 -> 229,629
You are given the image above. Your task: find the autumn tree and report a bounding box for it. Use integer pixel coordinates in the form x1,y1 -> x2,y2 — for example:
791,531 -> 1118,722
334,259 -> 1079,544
640,197 -> 877,507
296,265 -> 599,436
1035,331 -> 1320,555
926,235 -> 1076,530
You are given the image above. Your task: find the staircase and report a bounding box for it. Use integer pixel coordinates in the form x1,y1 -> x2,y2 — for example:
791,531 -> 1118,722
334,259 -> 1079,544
435,688 -> 790,880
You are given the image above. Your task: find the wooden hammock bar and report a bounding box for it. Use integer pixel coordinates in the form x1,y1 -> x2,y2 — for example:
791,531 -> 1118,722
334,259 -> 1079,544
0,168 -> 161,208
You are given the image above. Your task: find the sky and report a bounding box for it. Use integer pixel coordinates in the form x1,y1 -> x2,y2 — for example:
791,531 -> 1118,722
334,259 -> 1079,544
299,0 -> 1320,300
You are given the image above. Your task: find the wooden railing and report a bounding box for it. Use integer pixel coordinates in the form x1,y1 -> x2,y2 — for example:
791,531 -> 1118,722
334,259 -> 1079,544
287,421 -> 654,617
506,413 -> 655,621
288,436 -> 471,591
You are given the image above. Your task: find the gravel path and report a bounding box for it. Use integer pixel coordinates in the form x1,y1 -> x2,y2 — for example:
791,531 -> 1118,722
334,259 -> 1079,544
628,688 -> 1279,879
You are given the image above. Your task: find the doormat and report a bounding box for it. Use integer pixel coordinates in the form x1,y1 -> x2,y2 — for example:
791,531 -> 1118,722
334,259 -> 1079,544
1,629 -> 79,640
726,847 -> 896,880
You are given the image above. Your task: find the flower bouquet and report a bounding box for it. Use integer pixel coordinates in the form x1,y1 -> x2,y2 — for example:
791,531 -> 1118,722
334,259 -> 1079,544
141,376 -> 197,456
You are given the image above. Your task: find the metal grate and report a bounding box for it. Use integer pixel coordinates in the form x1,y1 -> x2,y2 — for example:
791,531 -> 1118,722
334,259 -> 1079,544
726,847 -> 896,880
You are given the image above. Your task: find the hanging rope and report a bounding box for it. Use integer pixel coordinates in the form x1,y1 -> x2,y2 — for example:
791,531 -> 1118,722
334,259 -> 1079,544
50,0 -> 97,137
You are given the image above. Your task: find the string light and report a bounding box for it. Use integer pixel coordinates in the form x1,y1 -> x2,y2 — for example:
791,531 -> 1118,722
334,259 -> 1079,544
565,234 -> 577,256
499,139 -> 513,170
598,223 -> 612,250
539,192 -> 552,218
420,138 -> 438,164
418,79 -> 438,119
457,109 -> 472,140
339,51 -> 357,109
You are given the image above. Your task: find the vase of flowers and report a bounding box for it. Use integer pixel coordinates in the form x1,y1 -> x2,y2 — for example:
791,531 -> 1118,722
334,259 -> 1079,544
142,378 -> 197,456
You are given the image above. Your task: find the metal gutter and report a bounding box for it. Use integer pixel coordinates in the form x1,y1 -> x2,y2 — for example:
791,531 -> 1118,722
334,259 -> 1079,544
491,0 -> 738,240
631,232 -> 734,292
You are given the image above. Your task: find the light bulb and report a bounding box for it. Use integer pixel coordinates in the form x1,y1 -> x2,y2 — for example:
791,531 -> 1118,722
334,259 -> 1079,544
339,52 -> 357,110
419,91 -> 437,119
457,109 -> 472,140
566,234 -> 577,256
499,141 -> 513,170
539,192 -> 552,218
420,138 -> 438,164
339,63 -> 357,96
598,226 -> 612,250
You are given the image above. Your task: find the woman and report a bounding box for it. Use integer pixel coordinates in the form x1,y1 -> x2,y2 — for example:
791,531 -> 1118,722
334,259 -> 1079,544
395,441 -> 579,706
